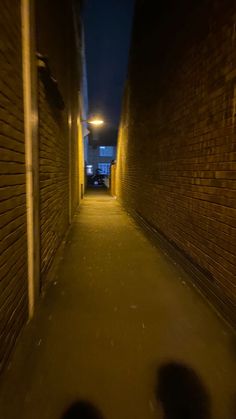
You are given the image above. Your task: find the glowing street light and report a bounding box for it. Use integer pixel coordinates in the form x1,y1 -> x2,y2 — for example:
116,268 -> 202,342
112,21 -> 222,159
87,118 -> 104,126
81,117 -> 105,126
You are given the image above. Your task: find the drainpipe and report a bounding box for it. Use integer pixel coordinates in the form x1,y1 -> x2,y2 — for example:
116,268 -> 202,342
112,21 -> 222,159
21,0 -> 40,318
68,112 -> 72,224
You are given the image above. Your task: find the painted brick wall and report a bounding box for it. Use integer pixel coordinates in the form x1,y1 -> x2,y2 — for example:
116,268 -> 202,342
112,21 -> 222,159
117,0 -> 236,325
0,0 -> 28,371
36,0 -> 81,283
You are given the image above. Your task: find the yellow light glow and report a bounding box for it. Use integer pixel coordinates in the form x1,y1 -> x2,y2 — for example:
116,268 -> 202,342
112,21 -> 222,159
88,119 -> 104,126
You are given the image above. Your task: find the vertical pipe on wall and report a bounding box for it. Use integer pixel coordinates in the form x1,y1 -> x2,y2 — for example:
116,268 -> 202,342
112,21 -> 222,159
73,3 -> 85,207
21,0 -> 40,318
68,113 -> 72,223
78,93 -> 85,203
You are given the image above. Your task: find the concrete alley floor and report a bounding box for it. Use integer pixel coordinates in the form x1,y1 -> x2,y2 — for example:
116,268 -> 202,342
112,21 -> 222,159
0,189 -> 235,419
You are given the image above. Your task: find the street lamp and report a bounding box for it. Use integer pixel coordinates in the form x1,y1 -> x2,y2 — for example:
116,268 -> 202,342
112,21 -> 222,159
82,117 -> 104,126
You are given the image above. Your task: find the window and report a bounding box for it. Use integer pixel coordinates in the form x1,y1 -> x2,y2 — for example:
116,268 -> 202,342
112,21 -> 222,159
86,165 -> 93,175
99,146 -> 114,157
98,163 -> 110,175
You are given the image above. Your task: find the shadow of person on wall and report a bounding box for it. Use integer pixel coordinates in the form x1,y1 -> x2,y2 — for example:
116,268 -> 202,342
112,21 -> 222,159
61,400 -> 104,419
155,362 -> 212,419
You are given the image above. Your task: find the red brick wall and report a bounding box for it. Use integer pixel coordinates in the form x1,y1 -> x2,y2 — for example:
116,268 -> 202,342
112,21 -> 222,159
0,0 -> 28,371
117,0 -> 236,325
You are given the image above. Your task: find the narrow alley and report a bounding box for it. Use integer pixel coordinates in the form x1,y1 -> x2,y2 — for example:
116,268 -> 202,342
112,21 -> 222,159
0,190 -> 235,419
1,0 -> 236,418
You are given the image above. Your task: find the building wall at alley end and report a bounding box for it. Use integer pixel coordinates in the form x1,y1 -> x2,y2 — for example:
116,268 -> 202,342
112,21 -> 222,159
0,0 -> 84,373
116,0 -> 236,326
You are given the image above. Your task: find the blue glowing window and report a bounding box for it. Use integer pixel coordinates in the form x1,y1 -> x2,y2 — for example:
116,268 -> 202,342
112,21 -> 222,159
98,163 -> 110,175
99,146 -> 114,157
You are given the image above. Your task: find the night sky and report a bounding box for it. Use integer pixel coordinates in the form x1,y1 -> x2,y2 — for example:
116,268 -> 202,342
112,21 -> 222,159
83,0 -> 134,129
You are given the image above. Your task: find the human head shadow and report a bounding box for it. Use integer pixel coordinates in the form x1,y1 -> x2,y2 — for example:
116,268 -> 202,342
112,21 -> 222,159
61,400 -> 104,419
155,362 -> 211,419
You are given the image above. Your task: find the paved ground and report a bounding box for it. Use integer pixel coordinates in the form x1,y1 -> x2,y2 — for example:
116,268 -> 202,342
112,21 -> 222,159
0,189 -> 235,419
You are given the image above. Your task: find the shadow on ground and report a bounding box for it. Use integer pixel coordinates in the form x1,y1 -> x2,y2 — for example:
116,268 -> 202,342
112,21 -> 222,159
62,361 -> 211,419
61,400 -> 104,419
156,362 -> 211,419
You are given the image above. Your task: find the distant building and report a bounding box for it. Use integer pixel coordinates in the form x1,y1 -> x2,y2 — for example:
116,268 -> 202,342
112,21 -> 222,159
86,126 -> 118,175
87,145 -> 116,175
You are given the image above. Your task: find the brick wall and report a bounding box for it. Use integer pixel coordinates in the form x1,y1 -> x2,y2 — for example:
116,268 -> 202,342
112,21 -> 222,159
0,0 -> 83,374
0,0 -> 28,371
70,44 -> 81,215
36,0 -> 81,283
117,0 -> 236,325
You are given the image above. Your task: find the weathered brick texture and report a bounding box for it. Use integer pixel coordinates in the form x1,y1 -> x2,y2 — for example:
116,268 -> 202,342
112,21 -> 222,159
117,0 -> 236,325
38,80 -> 70,280
36,0 -> 81,283
0,0 -> 28,371
0,0 -> 83,373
